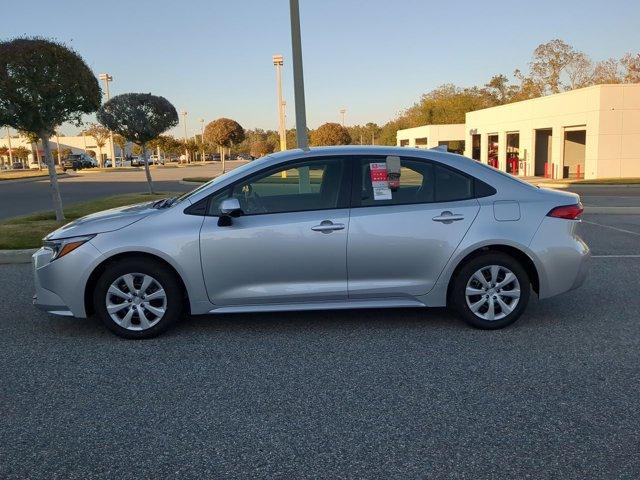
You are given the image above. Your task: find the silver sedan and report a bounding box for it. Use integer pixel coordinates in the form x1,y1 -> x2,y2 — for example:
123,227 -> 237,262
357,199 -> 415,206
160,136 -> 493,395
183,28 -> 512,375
33,146 -> 589,338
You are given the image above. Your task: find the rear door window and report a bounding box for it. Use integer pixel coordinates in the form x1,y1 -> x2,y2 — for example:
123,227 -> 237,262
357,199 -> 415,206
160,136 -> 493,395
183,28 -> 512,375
355,156 -> 474,207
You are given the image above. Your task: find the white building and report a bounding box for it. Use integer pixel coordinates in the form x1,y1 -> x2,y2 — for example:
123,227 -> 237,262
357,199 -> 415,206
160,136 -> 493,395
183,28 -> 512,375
397,83 -> 640,179
0,131 -> 128,168
396,124 -> 466,152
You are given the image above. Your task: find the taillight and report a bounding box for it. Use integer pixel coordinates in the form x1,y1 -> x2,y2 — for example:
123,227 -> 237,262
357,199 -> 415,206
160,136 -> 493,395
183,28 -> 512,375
547,203 -> 584,220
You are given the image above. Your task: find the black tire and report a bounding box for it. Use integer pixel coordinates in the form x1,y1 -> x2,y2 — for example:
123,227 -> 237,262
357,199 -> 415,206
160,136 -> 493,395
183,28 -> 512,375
450,252 -> 530,330
93,258 -> 183,339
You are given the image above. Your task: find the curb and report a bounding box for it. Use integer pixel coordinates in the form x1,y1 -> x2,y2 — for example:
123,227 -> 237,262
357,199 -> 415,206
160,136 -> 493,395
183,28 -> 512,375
0,173 -> 68,185
536,182 -> 640,189
180,179 -> 212,185
0,248 -> 37,265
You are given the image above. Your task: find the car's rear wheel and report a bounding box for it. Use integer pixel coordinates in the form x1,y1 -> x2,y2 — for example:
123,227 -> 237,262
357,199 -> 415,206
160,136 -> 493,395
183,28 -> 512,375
450,252 -> 530,329
93,259 -> 183,339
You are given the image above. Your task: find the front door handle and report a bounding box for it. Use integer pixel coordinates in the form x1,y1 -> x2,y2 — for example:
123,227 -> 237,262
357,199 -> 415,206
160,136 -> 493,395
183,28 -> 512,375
311,220 -> 345,233
432,211 -> 465,223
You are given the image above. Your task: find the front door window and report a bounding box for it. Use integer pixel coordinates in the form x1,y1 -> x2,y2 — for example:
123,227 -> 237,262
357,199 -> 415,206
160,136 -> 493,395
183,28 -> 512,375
231,157 -> 347,215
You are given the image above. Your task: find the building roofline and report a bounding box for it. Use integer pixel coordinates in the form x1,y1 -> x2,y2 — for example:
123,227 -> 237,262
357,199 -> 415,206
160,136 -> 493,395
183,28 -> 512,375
466,83 -> 639,116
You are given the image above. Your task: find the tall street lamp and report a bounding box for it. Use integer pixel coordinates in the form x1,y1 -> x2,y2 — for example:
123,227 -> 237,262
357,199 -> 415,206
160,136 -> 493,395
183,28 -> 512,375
339,108 -> 347,126
98,73 -> 116,168
6,127 -> 13,165
199,118 -> 206,163
289,0 -> 308,150
181,111 -> 189,163
272,54 -> 287,151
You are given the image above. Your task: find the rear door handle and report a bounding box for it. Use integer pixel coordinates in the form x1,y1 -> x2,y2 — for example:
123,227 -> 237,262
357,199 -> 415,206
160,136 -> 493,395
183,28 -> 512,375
311,220 -> 345,233
432,211 -> 465,223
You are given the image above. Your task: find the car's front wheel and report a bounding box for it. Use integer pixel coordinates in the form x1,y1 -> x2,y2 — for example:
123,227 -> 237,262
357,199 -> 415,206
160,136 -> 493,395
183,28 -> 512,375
450,252 -> 530,329
93,259 -> 183,339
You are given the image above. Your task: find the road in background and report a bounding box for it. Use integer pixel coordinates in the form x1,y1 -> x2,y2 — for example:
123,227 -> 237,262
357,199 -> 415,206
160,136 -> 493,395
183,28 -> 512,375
0,161 -> 248,220
1,213 -> 639,479
567,185 -> 640,208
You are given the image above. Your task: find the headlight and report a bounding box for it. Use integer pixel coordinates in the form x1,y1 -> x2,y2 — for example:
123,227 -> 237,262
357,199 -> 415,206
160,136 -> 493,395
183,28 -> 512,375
43,235 -> 95,261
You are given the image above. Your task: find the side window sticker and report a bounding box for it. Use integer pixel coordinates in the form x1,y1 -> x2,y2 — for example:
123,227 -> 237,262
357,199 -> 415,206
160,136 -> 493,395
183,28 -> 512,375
369,162 -> 392,200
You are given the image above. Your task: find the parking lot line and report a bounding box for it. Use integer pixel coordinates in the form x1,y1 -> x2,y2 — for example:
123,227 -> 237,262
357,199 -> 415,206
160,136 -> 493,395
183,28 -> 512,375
591,254 -> 640,258
582,220 -> 640,237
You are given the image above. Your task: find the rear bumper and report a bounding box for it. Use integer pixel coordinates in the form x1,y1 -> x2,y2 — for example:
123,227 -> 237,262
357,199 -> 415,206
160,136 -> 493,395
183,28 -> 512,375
529,218 -> 590,299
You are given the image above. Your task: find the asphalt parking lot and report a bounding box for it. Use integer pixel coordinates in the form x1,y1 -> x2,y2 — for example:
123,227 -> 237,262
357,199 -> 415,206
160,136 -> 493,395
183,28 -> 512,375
1,214 -> 639,479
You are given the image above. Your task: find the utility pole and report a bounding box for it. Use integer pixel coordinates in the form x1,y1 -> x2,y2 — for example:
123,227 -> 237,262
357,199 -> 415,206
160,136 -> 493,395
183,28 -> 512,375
199,118 -> 205,162
98,73 -> 116,168
272,54 -> 287,151
340,108 -> 346,127
289,0 -> 308,150
6,127 -> 13,166
181,111 -> 189,163
55,132 -> 62,166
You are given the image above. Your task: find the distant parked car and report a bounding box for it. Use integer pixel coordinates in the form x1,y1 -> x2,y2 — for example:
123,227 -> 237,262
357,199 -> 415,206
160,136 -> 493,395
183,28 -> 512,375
12,162 -> 25,170
235,154 -> 253,161
62,157 -> 82,171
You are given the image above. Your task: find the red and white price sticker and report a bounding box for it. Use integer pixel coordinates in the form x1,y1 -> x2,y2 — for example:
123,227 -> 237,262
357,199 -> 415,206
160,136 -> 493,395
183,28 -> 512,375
369,163 -> 392,200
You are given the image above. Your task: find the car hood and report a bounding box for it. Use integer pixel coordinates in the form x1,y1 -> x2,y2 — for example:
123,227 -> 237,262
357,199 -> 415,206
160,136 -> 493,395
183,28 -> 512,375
45,201 -> 160,240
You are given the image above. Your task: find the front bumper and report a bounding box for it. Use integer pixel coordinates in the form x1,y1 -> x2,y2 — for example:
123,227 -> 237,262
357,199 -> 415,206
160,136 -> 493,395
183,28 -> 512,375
32,242 -> 101,318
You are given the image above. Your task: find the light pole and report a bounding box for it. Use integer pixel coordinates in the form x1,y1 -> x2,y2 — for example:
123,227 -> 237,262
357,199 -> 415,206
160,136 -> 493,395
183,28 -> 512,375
6,127 -> 13,166
289,0 -> 308,150
339,108 -> 346,127
98,73 -> 116,168
55,132 -> 62,166
181,111 -> 189,163
272,54 -> 287,151
199,118 -> 205,163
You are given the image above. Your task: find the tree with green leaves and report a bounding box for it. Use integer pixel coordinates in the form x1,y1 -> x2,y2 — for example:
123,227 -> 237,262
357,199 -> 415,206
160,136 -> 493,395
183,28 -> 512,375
203,118 -> 245,173
84,123 -> 110,167
11,145 -> 30,164
310,123 -> 351,146
113,133 -> 127,162
97,93 -> 178,194
621,53 -> 640,83
0,38 -> 100,221
250,139 -> 275,158
152,135 -> 182,161
183,138 -> 200,161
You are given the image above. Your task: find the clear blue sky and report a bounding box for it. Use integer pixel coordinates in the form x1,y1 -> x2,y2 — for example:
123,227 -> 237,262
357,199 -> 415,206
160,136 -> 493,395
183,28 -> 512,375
4,0 -> 639,137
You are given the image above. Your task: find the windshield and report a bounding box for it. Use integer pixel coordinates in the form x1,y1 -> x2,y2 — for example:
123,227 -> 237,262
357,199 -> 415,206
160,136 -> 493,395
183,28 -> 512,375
172,155 -> 273,205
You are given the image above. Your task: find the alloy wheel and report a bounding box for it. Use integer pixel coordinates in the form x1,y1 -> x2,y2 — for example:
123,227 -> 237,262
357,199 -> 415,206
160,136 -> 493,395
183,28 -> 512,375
105,273 -> 167,331
465,265 -> 521,321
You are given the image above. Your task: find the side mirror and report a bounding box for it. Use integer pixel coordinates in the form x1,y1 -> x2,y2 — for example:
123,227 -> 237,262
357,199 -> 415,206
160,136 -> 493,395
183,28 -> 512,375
218,198 -> 243,227
220,198 -> 243,216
